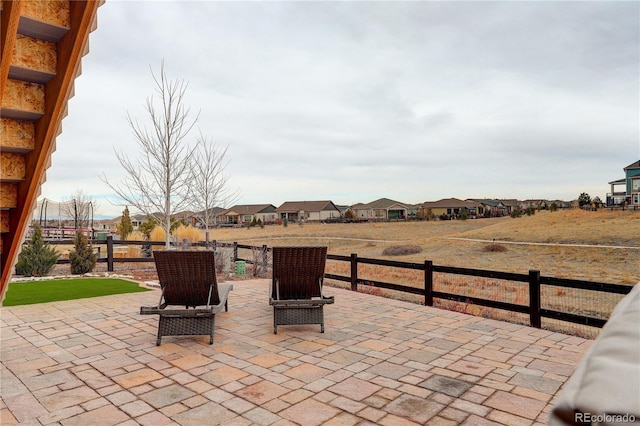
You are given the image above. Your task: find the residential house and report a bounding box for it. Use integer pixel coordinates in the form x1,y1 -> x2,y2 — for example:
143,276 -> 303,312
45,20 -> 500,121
467,199 -> 508,217
277,201 -> 341,222
498,199 -> 520,214
351,198 -> 411,220
607,160 -> 640,206
192,207 -> 226,228
420,198 -> 482,219
548,200 -> 571,209
520,199 -> 549,210
220,204 -> 278,225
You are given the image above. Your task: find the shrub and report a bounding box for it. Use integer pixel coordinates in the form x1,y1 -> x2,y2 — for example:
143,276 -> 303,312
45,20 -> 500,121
173,225 -> 200,243
482,243 -> 508,252
69,231 -> 98,274
16,224 -> 60,277
382,245 -> 422,256
510,207 -> 523,218
150,226 -> 166,242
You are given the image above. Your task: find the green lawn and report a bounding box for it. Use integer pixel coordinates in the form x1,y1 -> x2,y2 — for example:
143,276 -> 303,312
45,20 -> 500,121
2,278 -> 152,306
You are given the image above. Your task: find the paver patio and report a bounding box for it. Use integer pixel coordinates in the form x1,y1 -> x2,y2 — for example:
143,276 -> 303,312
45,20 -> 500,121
1,279 -> 592,425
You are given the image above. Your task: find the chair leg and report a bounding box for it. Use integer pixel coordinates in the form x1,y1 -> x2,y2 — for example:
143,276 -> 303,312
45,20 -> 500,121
156,335 -> 162,346
321,324 -> 325,333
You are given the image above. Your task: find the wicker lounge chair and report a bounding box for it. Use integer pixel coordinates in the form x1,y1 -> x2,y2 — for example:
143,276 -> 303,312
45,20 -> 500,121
269,246 -> 334,334
140,250 -> 232,346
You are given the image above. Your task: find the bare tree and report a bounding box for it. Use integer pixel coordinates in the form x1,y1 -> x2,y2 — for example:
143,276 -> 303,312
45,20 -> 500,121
190,133 -> 239,245
62,189 -> 96,231
103,62 -> 199,248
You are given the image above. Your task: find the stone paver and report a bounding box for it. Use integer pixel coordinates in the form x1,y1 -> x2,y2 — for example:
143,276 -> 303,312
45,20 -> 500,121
1,279 -> 592,425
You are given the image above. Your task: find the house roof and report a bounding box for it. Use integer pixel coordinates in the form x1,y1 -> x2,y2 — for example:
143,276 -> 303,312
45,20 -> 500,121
352,198 -> 410,210
366,198 -> 409,210
421,198 -> 481,209
468,199 -> 505,207
195,207 -> 226,217
222,204 -> 276,216
608,178 -> 626,185
277,200 -> 339,212
624,160 -> 640,170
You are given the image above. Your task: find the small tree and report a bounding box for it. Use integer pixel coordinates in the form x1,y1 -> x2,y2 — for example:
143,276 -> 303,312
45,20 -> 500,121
138,216 -> 155,257
578,192 -> 592,207
117,207 -> 134,240
344,209 -> 356,221
593,196 -> 602,208
189,133 -> 238,243
102,62 -> 199,249
61,189 -> 97,230
69,231 -> 98,274
15,224 -> 60,277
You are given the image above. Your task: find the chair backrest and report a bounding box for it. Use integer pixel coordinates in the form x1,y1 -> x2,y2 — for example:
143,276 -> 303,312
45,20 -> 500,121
272,246 -> 327,300
153,250 -> 219,306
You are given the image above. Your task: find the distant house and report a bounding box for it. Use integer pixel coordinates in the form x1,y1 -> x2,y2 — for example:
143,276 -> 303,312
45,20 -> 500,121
420,198 -> 482,219
192,207 -> 227,228
607,160 -> 640,206
499,199 -> 520,214
520,199 -> 549,210
220,204 -> 278,225
468,199 -> 508,217
277,201 -> 341,222
174,210 -> 198,227
351,198 -> 411,220
97,217 -> 119,232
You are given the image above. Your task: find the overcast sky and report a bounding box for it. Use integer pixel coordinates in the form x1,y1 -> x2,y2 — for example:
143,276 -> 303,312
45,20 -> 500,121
39,1 -> 639,218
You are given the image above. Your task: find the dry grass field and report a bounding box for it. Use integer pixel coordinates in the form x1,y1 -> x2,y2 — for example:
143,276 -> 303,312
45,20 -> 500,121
203,208 -> 638,338
206,208 -> 640,284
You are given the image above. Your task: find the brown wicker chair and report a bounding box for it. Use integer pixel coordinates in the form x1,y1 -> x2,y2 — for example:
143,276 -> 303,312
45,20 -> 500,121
140,250 -> 232,346
269,246 -> 334,334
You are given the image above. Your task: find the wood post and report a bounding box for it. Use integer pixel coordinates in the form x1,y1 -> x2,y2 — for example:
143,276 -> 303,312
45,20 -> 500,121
529,269 -> 541,328
424,260 -> 433,306
107,235 -> 114,272
350,253 -> 358,291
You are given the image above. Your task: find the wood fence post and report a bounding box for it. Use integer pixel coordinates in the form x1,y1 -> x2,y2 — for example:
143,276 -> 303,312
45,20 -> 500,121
350,253 -> 358,291
262,245 -> 268,272
424,260 -> 433,306
233,242 -> 238,262
529,269 -> 541,328
107,236 -> 114,272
